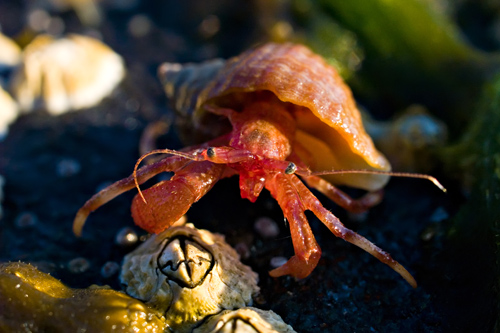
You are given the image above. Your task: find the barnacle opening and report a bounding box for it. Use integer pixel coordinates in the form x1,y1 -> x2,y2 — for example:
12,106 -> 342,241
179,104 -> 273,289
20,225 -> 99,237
157,236 -> 214,289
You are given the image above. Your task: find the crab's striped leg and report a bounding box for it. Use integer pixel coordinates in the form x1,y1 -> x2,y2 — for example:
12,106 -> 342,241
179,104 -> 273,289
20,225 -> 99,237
73,155 -> 191,236
289,175 -> 417,288
265,172 -> 322,279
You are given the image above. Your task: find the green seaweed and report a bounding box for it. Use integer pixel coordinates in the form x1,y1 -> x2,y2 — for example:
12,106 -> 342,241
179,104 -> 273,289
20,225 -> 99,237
298,0 -> 499,134
436,75 -> 500,331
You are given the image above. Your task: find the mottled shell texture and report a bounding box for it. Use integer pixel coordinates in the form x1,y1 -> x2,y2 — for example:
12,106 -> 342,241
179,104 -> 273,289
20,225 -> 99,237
120,223 -> 259,333
160,43 -> 390,191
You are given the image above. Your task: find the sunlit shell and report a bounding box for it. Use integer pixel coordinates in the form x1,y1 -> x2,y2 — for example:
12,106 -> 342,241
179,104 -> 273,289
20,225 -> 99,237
0,86 -> 18,138
193,307 -> 296,333
0,262 -> 166,332
159,43 -> 390,191
10,34 -> 125,115
159,59 -> 227,144
0,33 -> 21,68
120,223 -> 259,333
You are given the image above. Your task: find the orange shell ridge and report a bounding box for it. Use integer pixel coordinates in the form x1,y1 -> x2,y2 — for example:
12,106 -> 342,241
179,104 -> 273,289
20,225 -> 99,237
196,43 -> 390,191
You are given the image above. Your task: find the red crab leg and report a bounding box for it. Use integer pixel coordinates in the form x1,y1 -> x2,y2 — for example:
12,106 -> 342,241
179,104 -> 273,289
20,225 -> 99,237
289,175 -> 418,288
73,134 -> 232,236
266,172 -> 322,279
131,161 -> 225,234
302,175 -> 384,214
73,155 -> 191,236
288,152 -> 384,213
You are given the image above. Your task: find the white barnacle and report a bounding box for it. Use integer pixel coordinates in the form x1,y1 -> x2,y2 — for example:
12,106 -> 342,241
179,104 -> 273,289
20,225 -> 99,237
0,86 -> 18,139
192,307 -> 296,333
0,33 -> 20,139
0,33 -> 21,69
120,223 -> 259,333
10,34 -> 124,115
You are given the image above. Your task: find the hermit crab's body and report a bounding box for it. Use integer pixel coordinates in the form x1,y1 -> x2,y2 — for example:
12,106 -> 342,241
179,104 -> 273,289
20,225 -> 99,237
74,43 -> 427,287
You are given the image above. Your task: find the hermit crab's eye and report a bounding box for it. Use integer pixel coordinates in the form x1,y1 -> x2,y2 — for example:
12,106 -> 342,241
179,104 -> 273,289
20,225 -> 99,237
206,147 -> 216,158
285,162 -> 297,175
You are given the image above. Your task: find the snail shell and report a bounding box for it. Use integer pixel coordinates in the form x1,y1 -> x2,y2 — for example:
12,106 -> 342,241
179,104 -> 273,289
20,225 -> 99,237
120,223 -> 259,333
159,43 -> 390,191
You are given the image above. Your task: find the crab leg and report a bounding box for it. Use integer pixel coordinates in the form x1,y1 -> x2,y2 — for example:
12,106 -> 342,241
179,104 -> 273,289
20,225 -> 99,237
266,173 -> 321,279
289,175 -> 417,288
131,161 -> 225,234
286,151 -> 384,213
73,154 -> 191,236
302,175 -> 384,213
73,135 -> 233,237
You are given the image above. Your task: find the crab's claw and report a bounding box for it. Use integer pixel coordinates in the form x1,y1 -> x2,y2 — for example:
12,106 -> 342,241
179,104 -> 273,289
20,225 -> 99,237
131,161 -> 225,234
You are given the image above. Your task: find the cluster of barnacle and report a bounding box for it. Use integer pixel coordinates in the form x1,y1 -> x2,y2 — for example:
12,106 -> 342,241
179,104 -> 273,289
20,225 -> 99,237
121,223 -> 296,332
0,223 -> 296,332
0,31 -> 124,138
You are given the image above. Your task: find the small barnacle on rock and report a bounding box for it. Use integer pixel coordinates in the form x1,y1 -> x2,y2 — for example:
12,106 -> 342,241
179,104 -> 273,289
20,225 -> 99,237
362,105 -> 448,172
101,261 -> 120,278
115,226 -> 139,246
193,307 -> 296,333
10,34 -> 125,115
0,33 -> 21,69
67,256 -> 90,273
0,85 -> 18,139
56,157 -> 81,177
120,223 -> 259,333
0,33 -> 19,138
14,211 -> 38,228
0,262 -> 166,332
254,216 -> 280,239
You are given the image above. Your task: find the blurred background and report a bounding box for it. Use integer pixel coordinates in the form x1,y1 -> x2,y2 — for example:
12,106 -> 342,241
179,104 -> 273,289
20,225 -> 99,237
1,0 -> 499,331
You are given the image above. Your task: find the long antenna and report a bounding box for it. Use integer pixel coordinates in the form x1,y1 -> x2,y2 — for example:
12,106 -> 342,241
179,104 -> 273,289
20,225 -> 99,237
296,168 -> 447,192
133,149 -> 202,203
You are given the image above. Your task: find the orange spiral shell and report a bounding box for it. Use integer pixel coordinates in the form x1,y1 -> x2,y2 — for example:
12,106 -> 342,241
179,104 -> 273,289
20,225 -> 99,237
159,43 -> 391,191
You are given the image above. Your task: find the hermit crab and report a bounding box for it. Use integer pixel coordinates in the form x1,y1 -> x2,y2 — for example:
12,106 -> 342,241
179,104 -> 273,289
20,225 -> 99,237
74,43 -> 444,287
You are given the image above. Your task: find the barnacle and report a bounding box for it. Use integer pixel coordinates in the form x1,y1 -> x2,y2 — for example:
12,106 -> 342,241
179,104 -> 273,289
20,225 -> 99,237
0,86 -> 18,138
120,223 -> 259,332
0,32 -> 21,68
10,33 -> 124,115
0,262 -> 165,332
193,307 -> 296,333
0,33 -> 20,138
362,105 -> 448,172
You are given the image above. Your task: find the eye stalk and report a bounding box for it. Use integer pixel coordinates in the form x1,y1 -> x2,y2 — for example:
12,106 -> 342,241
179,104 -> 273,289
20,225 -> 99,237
285,162 -> 297,175
206,147 -> 216,158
